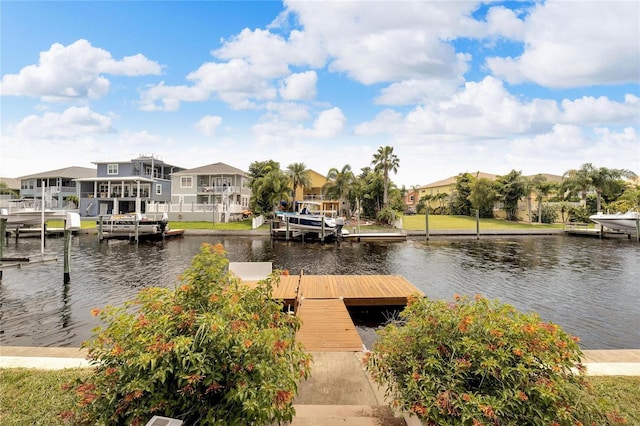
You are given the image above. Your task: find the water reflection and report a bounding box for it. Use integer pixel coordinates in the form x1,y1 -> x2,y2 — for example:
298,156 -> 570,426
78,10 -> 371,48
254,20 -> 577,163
0,234 -> 638,349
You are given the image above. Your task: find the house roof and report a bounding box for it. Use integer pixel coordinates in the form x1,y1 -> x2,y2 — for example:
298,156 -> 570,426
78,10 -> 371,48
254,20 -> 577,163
0,177 -> 21,190
171,162 -> 248,176
18,167 -> 96,180
421,172 -> 563,190
421,172 -> 497,189
524,173 -> 563,183
93,155 -> 184,169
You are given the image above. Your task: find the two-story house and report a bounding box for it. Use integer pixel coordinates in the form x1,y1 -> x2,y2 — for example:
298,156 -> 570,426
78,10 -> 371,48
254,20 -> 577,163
292,169 -> 340,215
75,155 -> 185,217
16,167 -> 96,210
169,162 -> 251,222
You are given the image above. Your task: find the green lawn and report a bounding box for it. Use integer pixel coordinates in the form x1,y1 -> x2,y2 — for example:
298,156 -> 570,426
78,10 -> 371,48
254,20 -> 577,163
401,214 -> 565,231
47,214 -> 567,232
0,368 -> 637,425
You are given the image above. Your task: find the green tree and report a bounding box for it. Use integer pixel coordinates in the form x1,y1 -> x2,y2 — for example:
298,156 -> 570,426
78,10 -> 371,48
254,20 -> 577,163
357,167 -> 384,218
590,166 -> 637,213
0,181 -> 18,197
323,164 -> 355,216
468,177 -> 496,218
533,178 -> 558,224
450,173 -> 473,216
248,160 -> 281,214
494,170 -> 527,221
286,162 -> 312,205
562,163 -> 595,206
607,183 -> 640,212
69,243 -> 312,425
253,168 -> 291,215
371,146 -> 400,208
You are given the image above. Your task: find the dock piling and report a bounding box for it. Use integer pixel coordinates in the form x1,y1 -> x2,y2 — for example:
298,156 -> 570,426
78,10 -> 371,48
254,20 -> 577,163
0,218 -> 5,280
63,229 -> 71,284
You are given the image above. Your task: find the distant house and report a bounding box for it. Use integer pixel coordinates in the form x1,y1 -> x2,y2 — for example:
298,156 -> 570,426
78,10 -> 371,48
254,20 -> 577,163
17,167 -> 96,209
0,177 -> 21,208
75,155 -> 185,217
414,171 -> 563,221
169,162 -> 251,222
292,169 -> 340,215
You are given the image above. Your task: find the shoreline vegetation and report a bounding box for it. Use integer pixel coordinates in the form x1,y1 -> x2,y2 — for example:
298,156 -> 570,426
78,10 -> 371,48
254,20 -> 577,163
0,369 -> 638,425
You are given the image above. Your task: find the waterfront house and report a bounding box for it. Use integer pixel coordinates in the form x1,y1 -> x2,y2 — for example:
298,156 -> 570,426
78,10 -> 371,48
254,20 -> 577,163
14,167 -> 96,211
75,155 -> 185,217
292,169 -> 340,215
167,162 -> 251,222
414,172 -> 562,221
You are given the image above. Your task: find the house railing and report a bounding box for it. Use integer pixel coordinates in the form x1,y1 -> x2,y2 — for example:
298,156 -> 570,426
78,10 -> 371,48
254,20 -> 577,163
146,202 -> 245,215
197,185 -> 250,195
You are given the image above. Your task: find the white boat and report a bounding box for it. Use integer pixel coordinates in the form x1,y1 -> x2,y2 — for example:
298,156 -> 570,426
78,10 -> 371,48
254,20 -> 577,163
589,210 -> 640,233
276,202 -> 340,238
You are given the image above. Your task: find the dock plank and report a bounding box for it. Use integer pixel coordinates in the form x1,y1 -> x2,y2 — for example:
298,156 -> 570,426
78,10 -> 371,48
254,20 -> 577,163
298,275 -> 422,305
296,299 -> 363,352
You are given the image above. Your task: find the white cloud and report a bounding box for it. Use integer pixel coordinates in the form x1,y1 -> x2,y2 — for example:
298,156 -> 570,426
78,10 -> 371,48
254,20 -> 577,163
357,77 -> 638,142
253,107 -> 346,145
560,95 -> 640,125
0,39 -> 161,102
196,115 -> 223,137
487,1 -> 640,87
7,106 -> 114,138
279,71 -> 317,101
485,5 -> 525,40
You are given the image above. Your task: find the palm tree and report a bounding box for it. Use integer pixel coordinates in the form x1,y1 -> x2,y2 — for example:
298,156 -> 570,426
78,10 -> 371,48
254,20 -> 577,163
323,165 -> 355,216
371,146 -> 400,208
590,166 -> 637,213
533,179 -> 558,224
525,174 -> 548,223
562,163 -> 595,206
409,184 -> 421,211
286,162 -> 312,205
253,168 -> 291,216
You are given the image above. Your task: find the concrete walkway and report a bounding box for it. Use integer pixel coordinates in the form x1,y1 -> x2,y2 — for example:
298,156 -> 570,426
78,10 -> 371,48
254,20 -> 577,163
2,346 -> 638,375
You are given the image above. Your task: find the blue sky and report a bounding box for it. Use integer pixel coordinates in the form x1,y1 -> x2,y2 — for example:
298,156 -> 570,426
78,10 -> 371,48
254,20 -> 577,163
1,0 -> 639,187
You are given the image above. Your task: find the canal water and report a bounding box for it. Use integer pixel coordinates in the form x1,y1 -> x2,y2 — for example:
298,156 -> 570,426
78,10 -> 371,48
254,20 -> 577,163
0,234 -> 638,350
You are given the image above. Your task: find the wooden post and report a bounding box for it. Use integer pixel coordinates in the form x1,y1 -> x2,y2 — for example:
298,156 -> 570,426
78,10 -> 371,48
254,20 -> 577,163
134,216 -> 139,244
98,216 -> 103,241
636,217 -> 639,243
321,216 -> 325,242
425,210 -> 430,242
286,218 -> 290,241
0,218 -> 6,280
476,209 -> 480,240
63,229 -> 71,283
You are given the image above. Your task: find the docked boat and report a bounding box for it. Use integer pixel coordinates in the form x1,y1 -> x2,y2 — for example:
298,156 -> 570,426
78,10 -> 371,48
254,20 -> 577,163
589,210 -> 640,233
98,212 -> 170,240
275,202 -> 339,239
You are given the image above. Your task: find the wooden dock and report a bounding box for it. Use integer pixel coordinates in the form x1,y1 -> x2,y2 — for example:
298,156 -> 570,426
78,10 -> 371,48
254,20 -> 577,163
296,299 -> 363,351
342,232 -> 407,242
245,274 -> 423,351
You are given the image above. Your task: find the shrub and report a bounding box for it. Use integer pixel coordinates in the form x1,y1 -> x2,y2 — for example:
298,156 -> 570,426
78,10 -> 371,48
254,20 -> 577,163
365,295 -> 626,426
377,206 -> 399,225
533,204 -> 559,224
67,243 -> 312,425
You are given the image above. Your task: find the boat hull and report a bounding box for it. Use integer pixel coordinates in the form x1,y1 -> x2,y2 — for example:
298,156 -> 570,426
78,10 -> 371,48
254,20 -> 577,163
589,212 -> 639,232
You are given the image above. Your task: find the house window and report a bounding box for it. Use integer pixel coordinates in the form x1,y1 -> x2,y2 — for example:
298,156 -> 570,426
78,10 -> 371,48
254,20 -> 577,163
180,176 -> 193,188
107,164 -> 118,175
156,184 -> 162,195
